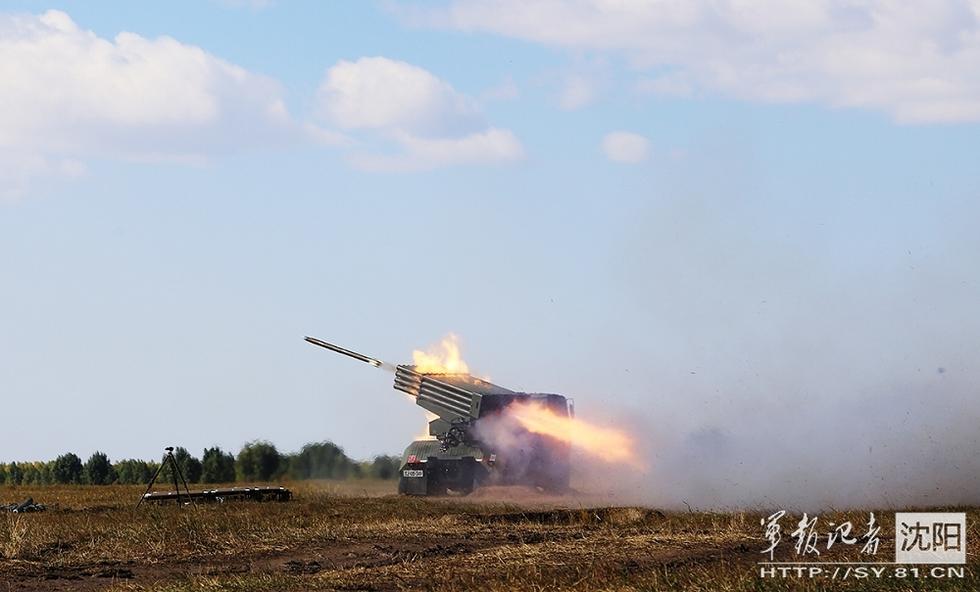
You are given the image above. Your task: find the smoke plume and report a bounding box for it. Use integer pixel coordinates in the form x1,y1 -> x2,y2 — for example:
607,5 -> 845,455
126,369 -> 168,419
574,133 -> 980,509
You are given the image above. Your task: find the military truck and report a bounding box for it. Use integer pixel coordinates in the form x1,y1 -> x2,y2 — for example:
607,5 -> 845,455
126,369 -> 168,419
305,337 -> 573,495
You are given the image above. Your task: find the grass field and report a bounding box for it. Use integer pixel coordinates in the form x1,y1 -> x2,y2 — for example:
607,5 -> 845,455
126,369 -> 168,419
0,481 -> 976,591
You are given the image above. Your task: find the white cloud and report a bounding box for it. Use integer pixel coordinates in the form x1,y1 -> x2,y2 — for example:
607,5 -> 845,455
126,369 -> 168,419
482,75 -> 520,101
0,11 -> 527,196
316,57 -> 524,171
558,73 -> 598,110
0,150 -> 87,202
420,0 -> 980,124
601,131 -> 650,164
317,57 -> 482,135
0,10 -> 295,195
349,128 -> 524,172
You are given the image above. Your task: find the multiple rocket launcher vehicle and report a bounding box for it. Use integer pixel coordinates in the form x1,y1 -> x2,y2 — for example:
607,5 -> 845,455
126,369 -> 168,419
305,337 -> 573,496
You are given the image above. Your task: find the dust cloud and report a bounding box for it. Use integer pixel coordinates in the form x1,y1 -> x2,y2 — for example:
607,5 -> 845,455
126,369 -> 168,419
570,135 -> 980,510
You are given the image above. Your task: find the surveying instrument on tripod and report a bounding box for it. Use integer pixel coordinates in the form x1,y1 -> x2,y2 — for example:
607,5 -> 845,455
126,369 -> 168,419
135,447 -> 194,508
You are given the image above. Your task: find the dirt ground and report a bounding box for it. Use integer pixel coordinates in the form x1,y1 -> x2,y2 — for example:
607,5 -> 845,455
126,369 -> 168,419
0,482 -> 976,591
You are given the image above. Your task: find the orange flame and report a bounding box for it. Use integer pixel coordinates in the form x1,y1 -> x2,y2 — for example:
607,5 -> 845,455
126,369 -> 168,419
412,334 -> 470,374
411,334 -> 471,439
507,401 -> 639,466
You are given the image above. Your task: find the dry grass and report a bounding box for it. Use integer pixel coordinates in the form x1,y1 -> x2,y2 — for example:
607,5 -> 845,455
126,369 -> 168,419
0,482 -> 976,591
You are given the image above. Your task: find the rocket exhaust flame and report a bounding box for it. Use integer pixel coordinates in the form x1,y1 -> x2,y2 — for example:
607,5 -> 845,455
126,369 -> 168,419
409,335 -> 639,466
412,334 -> 470,374
506,401 -> 640,467
410,334 -> 472,439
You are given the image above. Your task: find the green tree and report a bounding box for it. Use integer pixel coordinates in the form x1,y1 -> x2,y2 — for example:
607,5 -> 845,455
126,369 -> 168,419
160,447 -> 202,485
201,447 -> 236,484
366,455 -> 401,480
41,461 -> 54,484
0,464 -> 7,485
7,462 -> 23,485
51,452 -> 83,484
84,451 -> 117,485
146,460 -> 161,481
289,441 -> 353,480
22,463 -> 40,485
114,459 -> 153,485
236,441 -> 281,481
26,461 -> 54,485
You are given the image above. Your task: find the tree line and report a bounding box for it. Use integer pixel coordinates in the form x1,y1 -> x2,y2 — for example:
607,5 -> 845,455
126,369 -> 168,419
0,441 -> 402,486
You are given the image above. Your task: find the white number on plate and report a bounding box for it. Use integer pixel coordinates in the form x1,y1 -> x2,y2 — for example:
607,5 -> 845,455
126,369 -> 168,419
402,469 -> 424,478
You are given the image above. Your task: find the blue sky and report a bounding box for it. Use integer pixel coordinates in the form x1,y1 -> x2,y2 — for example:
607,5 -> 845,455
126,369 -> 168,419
2,1 -> 979,503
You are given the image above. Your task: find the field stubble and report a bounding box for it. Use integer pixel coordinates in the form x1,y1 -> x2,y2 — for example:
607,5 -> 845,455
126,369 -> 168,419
0,482 -> 976,591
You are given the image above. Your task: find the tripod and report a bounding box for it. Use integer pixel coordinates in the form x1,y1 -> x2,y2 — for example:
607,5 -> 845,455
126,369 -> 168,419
136,447 -> 194,508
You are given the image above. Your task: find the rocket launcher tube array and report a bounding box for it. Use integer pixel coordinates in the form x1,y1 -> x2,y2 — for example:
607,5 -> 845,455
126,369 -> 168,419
305,335 -> 481,420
